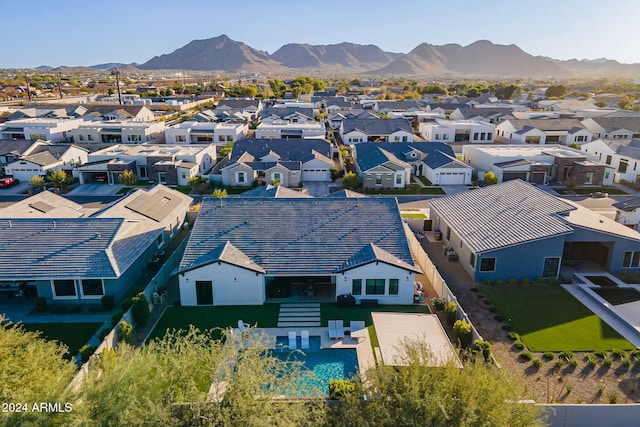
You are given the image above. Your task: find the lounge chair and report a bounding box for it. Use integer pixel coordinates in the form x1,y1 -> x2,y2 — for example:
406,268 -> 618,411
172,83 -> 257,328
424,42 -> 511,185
288,331 -> 297,350
328,320 -> 337,339
237,320 -> 250,331
301,330 -> 310,349
350,321 -> 366,340
335,320 -> 344,339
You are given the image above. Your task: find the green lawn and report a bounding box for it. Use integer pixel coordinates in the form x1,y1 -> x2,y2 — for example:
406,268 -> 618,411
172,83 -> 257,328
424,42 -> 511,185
555,187 -> 627,195
401,213 -> 427,219
482,285 -> 633,352
22,323 -> 102,359
148,304 -> 281,341
415,176 -> 433,186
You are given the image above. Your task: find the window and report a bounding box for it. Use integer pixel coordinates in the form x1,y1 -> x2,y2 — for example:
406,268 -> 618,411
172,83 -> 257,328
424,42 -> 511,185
487,132 -> 492,140
585,172 -> 594,184
176,135 -> 186,142
619,160 -> 628,173
237,172 -> 246,184
366,279 -> 385,295
606,155 -> 612,165
157,233 -> 164,247
623,251 -> 640,268
402,136 -> 408,142
352,279 -> 362,295
389,279 -> 399,295
480,132 -> 486,140
442,134 -> 449,140
470,252 -> 476,268
87,134 -> 94,141
53,280 -> 76,298
81,279 -> 103,297
395,174 -> 402,185
446,227 -> 451,241
542,257 -> 560,278
227,135 -> 233,141
272,172 -> 282,182
435,134 -> 441,140
375,175 -> 382,185
79,134 -> 85,141
473,133 -> 479,141
127,135 -> 142,142
181,172 -> 186,178
139,166 -> 147,178
157,172 -> 167,184
219,135 -> 225,142
480,257 -> 496,272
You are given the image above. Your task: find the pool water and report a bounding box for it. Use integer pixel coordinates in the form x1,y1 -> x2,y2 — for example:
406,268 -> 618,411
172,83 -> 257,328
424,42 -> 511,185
272,336 -> 358,396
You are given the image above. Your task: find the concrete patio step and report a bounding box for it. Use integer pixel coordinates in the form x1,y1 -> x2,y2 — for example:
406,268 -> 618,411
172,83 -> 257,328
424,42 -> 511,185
277,315 -> 320,322
280,303 -> 320,308
279,308 -> 321,314
277,321 -> 322,327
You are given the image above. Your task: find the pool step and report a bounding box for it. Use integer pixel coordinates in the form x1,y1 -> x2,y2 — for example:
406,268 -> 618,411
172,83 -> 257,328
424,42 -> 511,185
277,303 -> 321,328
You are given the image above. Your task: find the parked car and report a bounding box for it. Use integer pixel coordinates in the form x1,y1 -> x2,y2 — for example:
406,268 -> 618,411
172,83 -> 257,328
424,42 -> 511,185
0,177 -> 19,188
591,191 -> 608,198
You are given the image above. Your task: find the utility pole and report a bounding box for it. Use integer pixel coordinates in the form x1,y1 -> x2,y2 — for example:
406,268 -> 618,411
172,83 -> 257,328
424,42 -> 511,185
25,74 -> 32,103
56,72 -> 63,99
111,68 -> 122,105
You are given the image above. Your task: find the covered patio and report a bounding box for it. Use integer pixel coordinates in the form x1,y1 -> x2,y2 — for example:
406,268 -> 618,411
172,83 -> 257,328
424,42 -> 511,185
265,276 -> 336,303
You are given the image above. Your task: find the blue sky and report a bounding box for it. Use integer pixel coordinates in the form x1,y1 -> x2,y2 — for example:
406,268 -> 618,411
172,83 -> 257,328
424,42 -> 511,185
4,0 -> 640,68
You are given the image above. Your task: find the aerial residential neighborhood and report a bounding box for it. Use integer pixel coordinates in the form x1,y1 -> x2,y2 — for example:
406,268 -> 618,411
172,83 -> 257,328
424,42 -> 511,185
2,2 -> 640,426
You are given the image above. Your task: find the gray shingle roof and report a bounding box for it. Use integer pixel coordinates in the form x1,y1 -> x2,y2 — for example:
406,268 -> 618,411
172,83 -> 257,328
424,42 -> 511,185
612,196 -> 640,212
507,119 -> 587,132
230,138 -> 331,163
336,243 -> 420,273
179,197 -> 418,275
355,142 -> 455,172
429,180 -> 576,253
241,185 -> 312,198
342,118 -> 412,135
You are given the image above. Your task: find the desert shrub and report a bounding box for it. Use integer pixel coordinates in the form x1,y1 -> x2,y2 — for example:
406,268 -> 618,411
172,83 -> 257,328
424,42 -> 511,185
594,350 -> 608,359
470,340 -> 493,362
507,331 -> 520,341
431,297 -> 446,311
453,320 -> 472,348
444,301 -> 458,326
521,277 -> 530,285
117,320 -> 132,345
513,340 -> 526,350
79,345 -> 97,363
543,352 -> 555,360
519,351 -> 533,361
34,297 -> 47,313
131,293 -> 150,326
603,357 -> 613,367
611,349 -> 627,359
508,279 -> 518,285
559,350 -> 574,361
532,358 -> 543,368
631,349 -> 640,362
101,294 -> 114,311
608,392 -> 619,404
584,353 -> 598,367
329,379 -> 361,400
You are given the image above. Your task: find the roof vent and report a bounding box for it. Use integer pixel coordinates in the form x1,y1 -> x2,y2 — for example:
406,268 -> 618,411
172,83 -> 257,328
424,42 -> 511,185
8,220 -> 11,228
52,221 -> 56,228
96,233 -> 102,238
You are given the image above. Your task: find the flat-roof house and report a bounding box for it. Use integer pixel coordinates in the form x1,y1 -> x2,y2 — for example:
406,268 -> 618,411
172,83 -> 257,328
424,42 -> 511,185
0,185 -> 192,305
215,98 -> 263,121
341,118 -> 414,144
220,138 -> 334,187
255,119 -> 326,139
69,120 -> 165,144
580,139 -> 640,183
462,144 -> 614,186
177,197 -> 421,306
354,142 -> 472,188
165,121 -> 248,145
0,118 -> 84,142
429,180 -> 640,281
419,119 -> 495,143
496,119 -> 592,145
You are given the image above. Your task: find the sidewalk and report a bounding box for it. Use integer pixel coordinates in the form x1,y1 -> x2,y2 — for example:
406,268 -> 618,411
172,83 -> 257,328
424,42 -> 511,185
131,276 -> 180,345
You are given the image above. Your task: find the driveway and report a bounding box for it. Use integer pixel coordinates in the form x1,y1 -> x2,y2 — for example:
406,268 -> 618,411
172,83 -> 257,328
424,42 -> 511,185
303,181 -> 330,196
67,183 -> 124,196
0,181 -> 30,195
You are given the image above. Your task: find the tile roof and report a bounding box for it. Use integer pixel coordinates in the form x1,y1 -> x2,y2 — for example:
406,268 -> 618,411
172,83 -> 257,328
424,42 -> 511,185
591,117 -> 640,133
429,180 -> 576,253
336,243 -> 420,273
179,197 -> 418,276
180,241 -> 266,274
506,119 -> 588,132
325,189 -> 366,198
230,138 -> 331,163
240,185 -> 312,198
342,118 -> 412,135
354,142 -> 455,172
612,196 -> 640,212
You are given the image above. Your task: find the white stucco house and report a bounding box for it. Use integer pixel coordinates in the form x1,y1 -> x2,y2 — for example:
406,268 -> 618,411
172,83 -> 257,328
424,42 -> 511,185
496,119 -> 592,145
580,139 -> 640,183
177,197 -> 421,306
613,197 -> 640,231
0,118 -> 84,142
5,142 -> 88,181
341,118 -> 414,144
419,119 -> 495,143
164,121 -> 248,145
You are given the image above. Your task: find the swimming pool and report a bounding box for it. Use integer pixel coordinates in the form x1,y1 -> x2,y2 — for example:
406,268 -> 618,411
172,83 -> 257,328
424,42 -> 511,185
273,336 -> 358,396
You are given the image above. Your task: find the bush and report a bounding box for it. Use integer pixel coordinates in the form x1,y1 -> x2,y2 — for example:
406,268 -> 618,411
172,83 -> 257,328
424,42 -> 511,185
470,287 -> 479,293
51,306 -> 67,314
594,350 -> 608,359
493,314 -> 505,321
532,358 -> 543,368
444,301 -> 458,326
482,279 -> 490,286
488,305 -> 497,313
631,349 -> 640,362
117,320 -> 132,345
453,319 -> 472,348
543,352 -> 555,361
584,353 -> 598,367
521,277 -> 530,285
329,379 -> 360,400
559,350 -> 574,361
603,357 -> 613,367
495,280 -> 504,286
79,345 -> 97,363
501,324 -> 514,331
508,279 -> 518,285
111,311 -> 123,328
131,293 -> 150,326
470,340 -> 492,362
70,305 -> 82,313
611,349 -> 627,360
34,297 -> 47,313
120,297 -> 133,312
519,351 -> 533,361
101,295 -> 114,311
535,277 -> 544,284
513,340 -> 526,350
549,277 -> 558,285
507,332 -> 520,341
431,297 -> 446,311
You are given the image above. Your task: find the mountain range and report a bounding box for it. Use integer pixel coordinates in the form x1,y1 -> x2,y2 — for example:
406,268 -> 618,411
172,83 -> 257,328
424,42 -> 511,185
43,34 -> 640,78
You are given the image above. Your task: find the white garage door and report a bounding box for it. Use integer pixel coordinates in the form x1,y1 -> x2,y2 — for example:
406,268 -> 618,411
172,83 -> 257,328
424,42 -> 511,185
439,172 -> 465,185
302,169 -> 329,181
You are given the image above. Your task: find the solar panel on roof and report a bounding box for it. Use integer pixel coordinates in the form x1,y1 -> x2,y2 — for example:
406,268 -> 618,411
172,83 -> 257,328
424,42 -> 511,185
29,201 -> 54,213
124,189 -> 182,223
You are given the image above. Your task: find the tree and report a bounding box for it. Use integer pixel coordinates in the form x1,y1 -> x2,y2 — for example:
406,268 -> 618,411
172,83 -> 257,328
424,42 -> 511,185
187,175 -> 205,187
118,169 -> 138,186
484,171 -> 498,185
271,178 -> 281,186
0,316 -> 77,426
341,172 -> 361,190
545,85 -> 567,98
29,175 -> 45,190
594,100 -> 608,108
212,188 -> 228,198
68,328 -> 326,426
218,140 -> 235,158
329,337 -> 544,427
48,169 -> 70,190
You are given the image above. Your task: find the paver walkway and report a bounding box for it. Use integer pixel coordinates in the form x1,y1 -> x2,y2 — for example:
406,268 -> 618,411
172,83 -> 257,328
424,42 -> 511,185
277,303 -> 321,327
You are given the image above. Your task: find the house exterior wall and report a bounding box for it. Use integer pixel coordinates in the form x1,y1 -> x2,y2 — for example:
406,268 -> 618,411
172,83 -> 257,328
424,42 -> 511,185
265,165 -> 296,187
388,130 -> 414,142
362,166 -> 396,190
344,130 -> 367,144
221,163 -> 255,186
616,209 -> 640,231
564,226 -> 640,273
425,166 -> 473,185
301,158 -> 332,182
6,160 -> 47,181
338,262 -> 415,305
179,263 -> 264,306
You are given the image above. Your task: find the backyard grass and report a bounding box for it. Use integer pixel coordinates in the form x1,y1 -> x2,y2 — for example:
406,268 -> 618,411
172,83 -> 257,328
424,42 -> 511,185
481,285 -> 633,352
415,176 -> 433,186
22,322 -> 102,359
365,184 -> 445,195
148,304 -> 281,341
555,187 -> 627,195
401,213 -> 427,219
